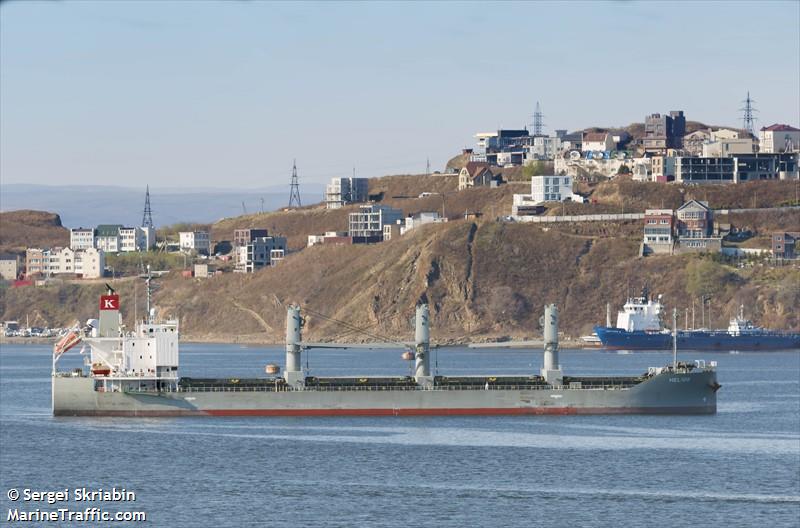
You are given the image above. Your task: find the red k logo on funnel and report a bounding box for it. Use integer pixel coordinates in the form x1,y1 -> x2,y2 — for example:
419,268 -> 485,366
100,295 -> 120,310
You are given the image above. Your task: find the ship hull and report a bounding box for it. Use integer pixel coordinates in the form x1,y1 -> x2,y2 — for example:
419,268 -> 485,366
594,326 -> 800,351
52,370 -> 718,417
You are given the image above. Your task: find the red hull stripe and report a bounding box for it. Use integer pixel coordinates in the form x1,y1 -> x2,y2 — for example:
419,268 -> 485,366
54,406 -> 715,417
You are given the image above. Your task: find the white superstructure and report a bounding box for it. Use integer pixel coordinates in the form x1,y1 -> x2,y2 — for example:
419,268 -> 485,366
615,289 -> 664,332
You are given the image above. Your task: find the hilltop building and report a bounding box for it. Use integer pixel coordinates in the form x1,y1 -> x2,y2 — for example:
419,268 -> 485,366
674,152 -> 799,184
24,247 -> 105,279
0,254 -> 20,280
69,228 -> 95,250
234,229 -> 269,248
642,209 -> 675,255
458,162 -> 496,190
325,177 -> 369,209
581,132 -> 615,153
235,235 -> 286,273
643,111 -> 686,154
179,231 -> 210,255
348,205 -> 403,243
307,232 -> 351,247
511,175 -> 583,215
759,124 -> 800,153
772,232 -> 798,259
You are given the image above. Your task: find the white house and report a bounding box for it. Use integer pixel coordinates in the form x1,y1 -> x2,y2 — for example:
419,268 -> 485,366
581,132 -> 615,153
179,231 -> 210,254
759,124 -> 800,153
530,175 -> 582,203
399,212 -> 447,236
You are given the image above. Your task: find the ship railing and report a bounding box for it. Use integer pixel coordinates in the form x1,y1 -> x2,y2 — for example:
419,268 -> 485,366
167,382 -> 638,393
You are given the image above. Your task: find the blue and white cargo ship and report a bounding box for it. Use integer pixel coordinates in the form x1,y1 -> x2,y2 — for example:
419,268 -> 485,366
594,290 -> 800,351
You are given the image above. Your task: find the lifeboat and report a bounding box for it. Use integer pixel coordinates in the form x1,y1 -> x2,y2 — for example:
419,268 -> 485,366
54,330 -> 82,355
265,364 -> 280,375
91,363 -> 111,377
401,351 -> 414,361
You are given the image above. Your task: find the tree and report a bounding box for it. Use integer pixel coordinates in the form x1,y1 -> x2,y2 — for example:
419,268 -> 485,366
617,165 -> 631,175
522,161 -> 552,180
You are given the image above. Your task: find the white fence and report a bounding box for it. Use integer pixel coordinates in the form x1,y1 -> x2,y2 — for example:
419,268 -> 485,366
511,213 -> 644,223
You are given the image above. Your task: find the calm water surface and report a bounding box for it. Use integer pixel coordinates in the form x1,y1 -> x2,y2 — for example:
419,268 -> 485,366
1,343 -> 798,527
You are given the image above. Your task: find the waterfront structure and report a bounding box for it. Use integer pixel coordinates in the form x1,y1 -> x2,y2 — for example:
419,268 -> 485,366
772,232 -> 798,259
348,205 -> 403,243
642,209 -> 675,255
235,235 -> 286,273
0,254 -> 19,280
70,228 -> 96,250
179,231 -> 210,255
643,111 -> 686,154
759,124 -> 800,153
458,162 -> 495,190
325,177 -> 370,209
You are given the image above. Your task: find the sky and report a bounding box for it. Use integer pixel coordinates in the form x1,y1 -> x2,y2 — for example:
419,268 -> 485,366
1,0 -> 799,190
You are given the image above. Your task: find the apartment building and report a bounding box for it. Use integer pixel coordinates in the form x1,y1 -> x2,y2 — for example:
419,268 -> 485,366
179,231 -> 210,254
325,177 -> 369,209
24,247 -> 105,278
235,235 -> 287,273
348,205 -> 403,243
70,228 -> 96,250
759,124 -> 800,153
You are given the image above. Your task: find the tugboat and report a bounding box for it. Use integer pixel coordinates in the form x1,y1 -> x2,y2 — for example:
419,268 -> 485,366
594,288 -> 800,351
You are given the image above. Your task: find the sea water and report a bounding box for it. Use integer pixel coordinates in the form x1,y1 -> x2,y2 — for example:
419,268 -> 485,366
1,343 -> 798,527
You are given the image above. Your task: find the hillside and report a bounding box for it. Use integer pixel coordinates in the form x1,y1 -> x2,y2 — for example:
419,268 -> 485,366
1,177 -> 797,343
0,210 -> 69,255
2,217 -> 797,343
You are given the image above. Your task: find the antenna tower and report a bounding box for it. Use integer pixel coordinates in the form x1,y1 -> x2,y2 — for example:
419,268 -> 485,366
532,101 -> 545,136
288,159 -> 302,208
141,185 -> 154,229
740,91 -> 757,136
426,157 -> 431,177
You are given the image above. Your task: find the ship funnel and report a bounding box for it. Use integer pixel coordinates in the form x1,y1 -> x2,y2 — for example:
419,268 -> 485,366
98,292 -> 121,338
284,305 -> 305,389
414,304 -> 433,387
541,304 -> 563,385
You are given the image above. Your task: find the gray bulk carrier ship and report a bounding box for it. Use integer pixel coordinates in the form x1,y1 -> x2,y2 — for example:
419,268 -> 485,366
52,287 -> 720,417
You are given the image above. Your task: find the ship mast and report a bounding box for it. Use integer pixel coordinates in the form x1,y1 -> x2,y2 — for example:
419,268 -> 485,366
672,308 -> 678,370
145,265 -> 153,323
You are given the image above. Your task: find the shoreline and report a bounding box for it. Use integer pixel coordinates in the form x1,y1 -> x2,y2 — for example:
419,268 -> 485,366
0,334 -> 597,349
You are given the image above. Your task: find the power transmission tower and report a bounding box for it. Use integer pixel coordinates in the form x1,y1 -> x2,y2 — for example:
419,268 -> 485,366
426,157 -> 430,177
740,91 -> 757,136
141,185 -> 154,228
288,159 -> 302,208
241,201 -> 247,215
531,101 -> 545,136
